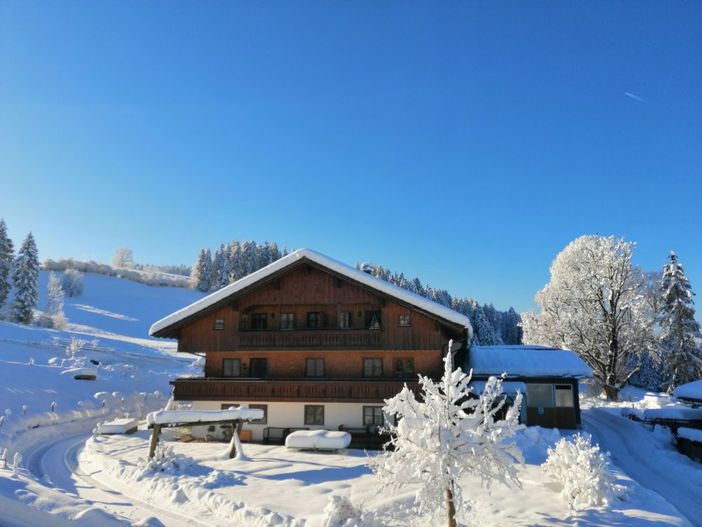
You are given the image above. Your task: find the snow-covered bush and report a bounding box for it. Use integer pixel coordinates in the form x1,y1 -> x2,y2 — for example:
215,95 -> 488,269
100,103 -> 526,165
136,443 -> 194,478
66,337 -> 86,358
321,495 -> 364,527
61,268 -> 84,296
371,341 -> 524,526
543,433 -> 625,509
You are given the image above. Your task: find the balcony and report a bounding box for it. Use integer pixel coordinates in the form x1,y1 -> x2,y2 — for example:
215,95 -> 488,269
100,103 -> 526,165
171,377 -> 418,403
237,329 -> 383,349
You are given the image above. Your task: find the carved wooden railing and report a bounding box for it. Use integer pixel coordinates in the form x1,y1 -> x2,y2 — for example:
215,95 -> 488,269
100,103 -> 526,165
171,378 -> 418,402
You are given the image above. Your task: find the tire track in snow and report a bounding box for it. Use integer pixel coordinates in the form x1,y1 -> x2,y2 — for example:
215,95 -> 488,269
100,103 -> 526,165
583,407 -> 702,527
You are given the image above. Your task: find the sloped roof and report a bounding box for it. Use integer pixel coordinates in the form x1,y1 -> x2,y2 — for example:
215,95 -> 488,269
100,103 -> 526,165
467,345 -> 592,379
149,249 -> 472,337
674,380 -> 702,402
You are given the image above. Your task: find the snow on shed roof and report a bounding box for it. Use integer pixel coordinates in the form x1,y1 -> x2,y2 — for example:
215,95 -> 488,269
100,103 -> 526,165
673,380 -> 702,402
150,249 -> 472,336
467,345 -> 592,379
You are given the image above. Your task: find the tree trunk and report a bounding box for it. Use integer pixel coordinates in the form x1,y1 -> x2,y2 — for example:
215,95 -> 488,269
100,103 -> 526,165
446,484 -> 457,527
148,424 -> 161,459
603,384 -> 619,401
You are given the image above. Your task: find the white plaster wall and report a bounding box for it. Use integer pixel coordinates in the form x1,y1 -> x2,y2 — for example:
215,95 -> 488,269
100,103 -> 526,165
190,400 -> 380,441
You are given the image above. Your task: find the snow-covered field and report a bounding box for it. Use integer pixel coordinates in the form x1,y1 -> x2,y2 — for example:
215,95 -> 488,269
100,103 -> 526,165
0,271 -> 700,526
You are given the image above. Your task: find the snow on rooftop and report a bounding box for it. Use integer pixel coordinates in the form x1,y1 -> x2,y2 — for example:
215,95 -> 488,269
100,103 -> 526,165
150,248 -> 472,336
467,345 -> 592,379
673,380 -> 702,402
146,408 -> 264,425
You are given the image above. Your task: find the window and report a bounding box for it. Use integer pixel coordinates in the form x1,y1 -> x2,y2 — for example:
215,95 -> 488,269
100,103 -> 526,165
280,313 -> 295,330
304,405 -> 324,425
250,358 -> 268,378
363,406 -> 385,426
248,404 -> 268,424
399,314 -> 410,327
306,358 -> 325,377
213,318 -> 225,331
365,310 -> 381,330
338,311 -> 352,329
555,385 -> 574,407
220,403 -> 239,410
222,359 -> 241,377
363,358 -> 383,377
239,314 -> 250,330
251,313 -> 268,330
393,358 -> 414,377
526,384 -> 555,408
307,312 -> 322,329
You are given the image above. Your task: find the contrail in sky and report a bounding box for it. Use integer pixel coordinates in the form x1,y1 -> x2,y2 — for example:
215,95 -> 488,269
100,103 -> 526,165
624,92 -> 646,103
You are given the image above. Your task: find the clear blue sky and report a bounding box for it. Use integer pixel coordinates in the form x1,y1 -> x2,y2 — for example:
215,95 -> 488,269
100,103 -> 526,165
1,1 -> 700,314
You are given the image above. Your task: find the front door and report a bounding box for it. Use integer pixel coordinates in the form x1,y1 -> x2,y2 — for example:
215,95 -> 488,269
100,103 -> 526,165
250,358 -> 268,378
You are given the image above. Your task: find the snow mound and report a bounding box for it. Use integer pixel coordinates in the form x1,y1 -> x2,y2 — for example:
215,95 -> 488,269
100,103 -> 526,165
285,430 -> 351,450
678,427 -> 702,443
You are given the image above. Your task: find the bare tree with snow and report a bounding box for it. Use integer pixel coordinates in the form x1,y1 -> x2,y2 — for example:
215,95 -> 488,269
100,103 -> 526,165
371,341 -> 524,527
111,247 -> 135,269
522,235 -> 655,400
46,271 -> 66,328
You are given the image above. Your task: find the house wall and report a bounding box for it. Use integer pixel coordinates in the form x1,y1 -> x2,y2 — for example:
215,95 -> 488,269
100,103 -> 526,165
189,400 -> 381,442
204,349 -> 443,379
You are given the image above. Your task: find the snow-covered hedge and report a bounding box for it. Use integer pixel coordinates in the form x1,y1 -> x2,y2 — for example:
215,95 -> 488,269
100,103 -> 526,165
543,433 -> 625,509
43,259 -> 190,288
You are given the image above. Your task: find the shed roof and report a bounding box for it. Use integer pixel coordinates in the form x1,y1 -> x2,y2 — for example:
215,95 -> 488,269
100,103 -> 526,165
150,248 -> 472,337
467,345 -> 592,379
673,380 -> 702,402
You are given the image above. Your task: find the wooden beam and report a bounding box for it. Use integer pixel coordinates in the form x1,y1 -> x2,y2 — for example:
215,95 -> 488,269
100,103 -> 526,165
148,423 -> 161,459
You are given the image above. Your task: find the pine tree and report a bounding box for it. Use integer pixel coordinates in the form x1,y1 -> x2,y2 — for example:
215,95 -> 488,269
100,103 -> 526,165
211,244 -> 228,291
472,305 -> 498,345
0,219 -> 14,311
190,249 -> 213,292
12,233 -> 39,324
658,251 -> 702,391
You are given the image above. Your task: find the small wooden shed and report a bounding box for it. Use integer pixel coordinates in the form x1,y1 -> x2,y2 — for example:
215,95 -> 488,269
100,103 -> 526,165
467,345 -> 592,429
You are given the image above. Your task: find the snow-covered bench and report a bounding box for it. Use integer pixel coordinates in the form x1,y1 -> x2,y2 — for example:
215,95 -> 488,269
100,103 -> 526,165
285,430 -> 351,451
97,418 -> 139,435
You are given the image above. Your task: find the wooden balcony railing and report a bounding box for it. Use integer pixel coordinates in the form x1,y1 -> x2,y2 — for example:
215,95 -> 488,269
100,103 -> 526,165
237,330 -> 383,349
171,377 -> 418,403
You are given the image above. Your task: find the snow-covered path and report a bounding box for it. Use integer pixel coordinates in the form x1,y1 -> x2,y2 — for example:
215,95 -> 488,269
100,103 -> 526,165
24,432 -> 202,526
583,408 -> 702,527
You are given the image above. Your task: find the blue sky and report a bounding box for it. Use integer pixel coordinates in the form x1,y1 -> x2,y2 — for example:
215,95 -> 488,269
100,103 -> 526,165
1,1 -> 700,313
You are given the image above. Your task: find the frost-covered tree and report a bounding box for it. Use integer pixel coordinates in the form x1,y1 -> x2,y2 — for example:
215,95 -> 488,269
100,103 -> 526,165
12,233 -> 39,324
190,248 -> 212,292
657,251 -> 702,392
501,307 -> 522,345
522,235 -> 655,400
0,219 -> 14,311
46,271 -> 66,328
372,342 -> 523,527
111,247 -> 134,269
61,268 -> 84,297
211,244 -> 228,291
472,305 -> 498,346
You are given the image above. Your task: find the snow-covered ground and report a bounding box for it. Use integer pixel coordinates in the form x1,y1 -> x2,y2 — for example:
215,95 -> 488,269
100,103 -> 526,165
0,271 -> 204,525
1,272 -> 700,526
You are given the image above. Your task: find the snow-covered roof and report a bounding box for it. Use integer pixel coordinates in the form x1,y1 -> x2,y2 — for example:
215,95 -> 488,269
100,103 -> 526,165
146,408 -> 264,425
150,249 -> 472,336
467,345 -> 592,379
673,380 -> 702,402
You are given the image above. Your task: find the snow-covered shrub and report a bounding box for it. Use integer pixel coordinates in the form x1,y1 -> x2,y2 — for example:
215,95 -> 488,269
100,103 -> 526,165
371,341 -> 524,526
136,443 -> 194,479
543,433 -> 625,509
50,401 -> 57,413
61,268 -> 84,297
12,452 -> 22,474
0,447 -> 7,468
322,495 -> 364,527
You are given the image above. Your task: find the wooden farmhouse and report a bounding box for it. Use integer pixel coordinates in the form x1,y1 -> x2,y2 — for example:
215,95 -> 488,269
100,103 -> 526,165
150,249 -> 472,442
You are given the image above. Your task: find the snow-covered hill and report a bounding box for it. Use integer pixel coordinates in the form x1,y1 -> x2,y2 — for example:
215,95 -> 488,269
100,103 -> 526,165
0,271 -> 205,525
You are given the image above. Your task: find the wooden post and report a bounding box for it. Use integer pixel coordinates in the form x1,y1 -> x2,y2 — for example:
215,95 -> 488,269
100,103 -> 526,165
148,424 -> 161,459
446,484 -> 456,527
227,420 -> 244,459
